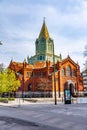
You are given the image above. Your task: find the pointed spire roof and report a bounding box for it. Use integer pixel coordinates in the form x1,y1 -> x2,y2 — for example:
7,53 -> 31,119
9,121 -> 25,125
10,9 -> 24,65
39,18 -> 50,40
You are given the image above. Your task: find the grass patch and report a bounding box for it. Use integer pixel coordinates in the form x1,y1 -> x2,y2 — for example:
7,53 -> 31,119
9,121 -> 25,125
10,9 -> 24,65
0,97 -> 15,103
0,98 -> 8,103
8,97 -> 15,101
24,98 -> 37,102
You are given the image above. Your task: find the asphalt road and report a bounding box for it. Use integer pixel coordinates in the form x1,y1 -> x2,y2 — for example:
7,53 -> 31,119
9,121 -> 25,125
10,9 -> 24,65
0,102 -> 87,130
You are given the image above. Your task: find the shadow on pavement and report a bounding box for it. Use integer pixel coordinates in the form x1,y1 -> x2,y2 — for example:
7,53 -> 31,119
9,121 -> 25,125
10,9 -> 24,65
0,116 -> 63,130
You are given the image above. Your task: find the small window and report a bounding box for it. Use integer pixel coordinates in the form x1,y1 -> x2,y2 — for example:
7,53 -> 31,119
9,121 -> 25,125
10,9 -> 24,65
40,56 -> 42,60
28,84 -> 32,91
26,72 -> 31,77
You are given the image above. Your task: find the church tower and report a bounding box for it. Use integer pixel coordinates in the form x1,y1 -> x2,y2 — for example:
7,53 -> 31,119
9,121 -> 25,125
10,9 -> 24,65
27,19 -> 61,64
35,19 -> 54,62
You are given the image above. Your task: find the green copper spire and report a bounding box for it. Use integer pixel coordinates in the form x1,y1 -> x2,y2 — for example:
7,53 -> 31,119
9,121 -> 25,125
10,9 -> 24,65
27,19 -> 61,64
39,18 -> 50,40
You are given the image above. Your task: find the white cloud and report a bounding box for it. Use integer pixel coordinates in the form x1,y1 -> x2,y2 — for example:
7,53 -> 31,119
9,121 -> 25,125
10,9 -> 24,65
0,0 -> 87,71
52,33 -> 86,71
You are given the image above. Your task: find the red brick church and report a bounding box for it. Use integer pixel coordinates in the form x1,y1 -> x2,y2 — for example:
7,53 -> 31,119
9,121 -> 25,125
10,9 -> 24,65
9,20 -> 83,98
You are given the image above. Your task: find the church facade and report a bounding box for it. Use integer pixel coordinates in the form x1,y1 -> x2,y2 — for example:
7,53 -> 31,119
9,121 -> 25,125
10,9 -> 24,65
9,20 -> 84,98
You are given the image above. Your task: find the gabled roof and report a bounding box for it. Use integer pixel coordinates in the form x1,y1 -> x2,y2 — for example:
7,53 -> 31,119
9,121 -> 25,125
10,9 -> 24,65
33,61 -> 46,69
39,19 -> 50,40
61,56 -> 79,68
9,61 -> 34,70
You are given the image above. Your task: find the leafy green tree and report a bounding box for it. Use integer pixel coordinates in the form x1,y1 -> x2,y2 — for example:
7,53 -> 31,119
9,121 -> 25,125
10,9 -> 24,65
0,68 -> 20,96
6,68 -> 20,93
0,71 -> 7,94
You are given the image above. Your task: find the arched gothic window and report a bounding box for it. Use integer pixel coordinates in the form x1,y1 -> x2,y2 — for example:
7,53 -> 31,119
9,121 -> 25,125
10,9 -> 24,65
72,69 -> 76,77
62,68 -> 65,76
66,66 -> 71,76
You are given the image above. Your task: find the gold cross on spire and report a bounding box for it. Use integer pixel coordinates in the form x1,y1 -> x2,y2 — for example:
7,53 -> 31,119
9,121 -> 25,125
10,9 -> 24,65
43,17 -> 46,22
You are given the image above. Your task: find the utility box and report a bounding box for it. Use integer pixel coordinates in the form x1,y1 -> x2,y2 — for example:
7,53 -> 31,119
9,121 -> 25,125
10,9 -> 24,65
64,89 -> 71,104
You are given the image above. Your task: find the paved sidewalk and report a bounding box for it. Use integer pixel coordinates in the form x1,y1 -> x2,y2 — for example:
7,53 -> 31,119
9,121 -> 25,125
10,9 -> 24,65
0,98 -> 57,107
0,99 -> 87,130
0,98 -> 30,107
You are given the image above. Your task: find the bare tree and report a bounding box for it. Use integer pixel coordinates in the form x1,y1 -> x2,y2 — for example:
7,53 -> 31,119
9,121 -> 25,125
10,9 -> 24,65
84,45 -> 87,70
37,78 -> 52,97
0,41 -> 3,45
84,45 -> 87,56
0,63 -> 4,73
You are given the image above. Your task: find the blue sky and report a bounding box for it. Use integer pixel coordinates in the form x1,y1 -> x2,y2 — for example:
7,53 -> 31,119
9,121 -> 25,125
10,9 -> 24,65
0,0 -> 87,71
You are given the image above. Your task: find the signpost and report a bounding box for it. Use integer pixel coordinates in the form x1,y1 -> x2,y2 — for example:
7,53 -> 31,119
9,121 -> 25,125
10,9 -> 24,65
64,89 -> 71,104
18,86 -> 22,107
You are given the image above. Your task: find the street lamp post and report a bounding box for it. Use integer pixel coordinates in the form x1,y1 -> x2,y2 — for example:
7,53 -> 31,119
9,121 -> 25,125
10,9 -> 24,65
16,72 -> 24,102
22,75 -> 24,101
53,43 -> 57,105
22,62 -> 25,102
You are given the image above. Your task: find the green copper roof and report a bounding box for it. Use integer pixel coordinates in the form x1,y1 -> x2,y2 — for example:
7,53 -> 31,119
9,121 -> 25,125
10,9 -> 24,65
39,19 -> 50,40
